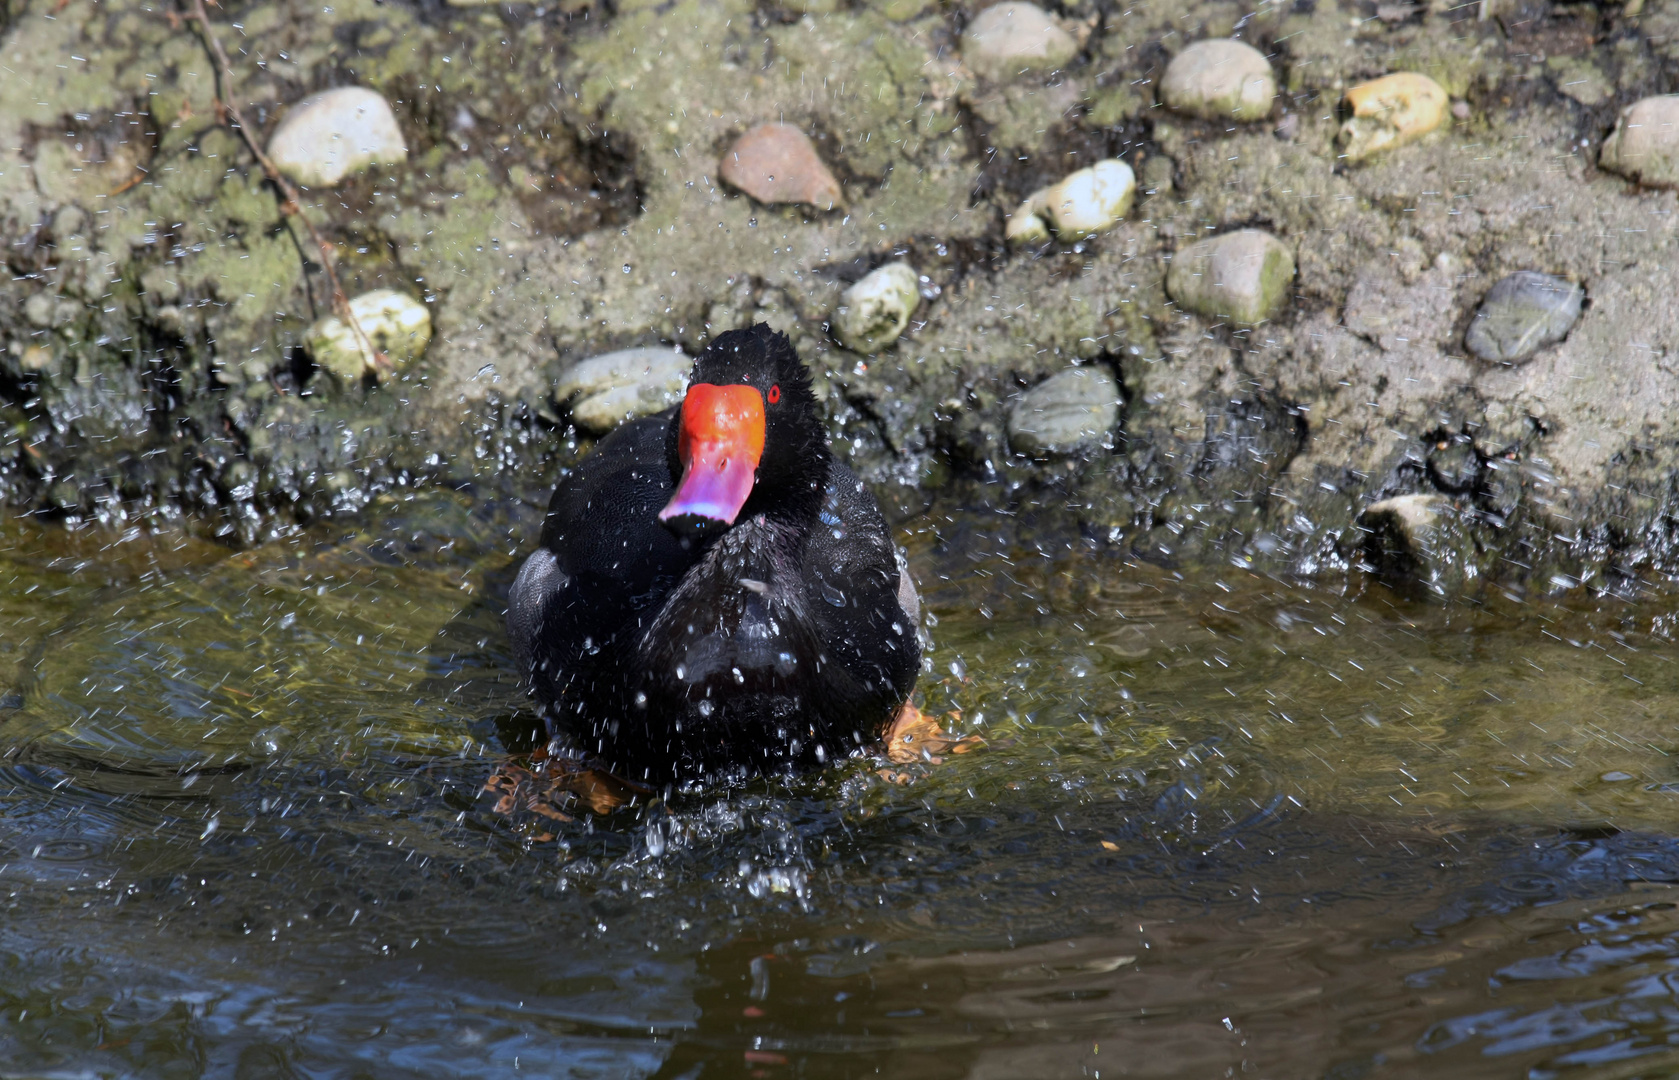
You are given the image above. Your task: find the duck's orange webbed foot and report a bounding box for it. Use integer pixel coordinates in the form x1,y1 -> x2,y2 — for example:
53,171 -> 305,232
878,701 -> 984,783
484,744 -> 652,836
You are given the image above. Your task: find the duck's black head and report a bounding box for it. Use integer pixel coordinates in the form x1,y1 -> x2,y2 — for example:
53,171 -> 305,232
659,324 -> 829,543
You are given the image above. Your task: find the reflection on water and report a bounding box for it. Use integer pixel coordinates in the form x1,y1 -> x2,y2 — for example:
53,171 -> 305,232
4,493 -> 1679,1076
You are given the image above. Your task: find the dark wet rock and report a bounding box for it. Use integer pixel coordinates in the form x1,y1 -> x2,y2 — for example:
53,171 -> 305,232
555,346 -> 690,435
1166,230 -> 1294,326
1427,435 -> 1480,494
1464,272 -> 1583,365
1358,494 -> 1448,583
1007,367 -> 1121,455
266,88 -> 407,188
1599,96 -> 1679,189
1159,40 -> 1275,122
961,3 -> 1077,82
719,123 -> 843,211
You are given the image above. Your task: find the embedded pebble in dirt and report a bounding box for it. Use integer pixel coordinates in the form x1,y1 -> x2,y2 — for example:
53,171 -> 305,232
306,289 -> 431,384
1007,365 -> 1121,455
555,346 -> 691,434
961,2 -> 1078,82
266,87 -> 408,188
832,262 -> 921,354
1359,492 -> 1450,581
1338,73 -> 1448,163
1166,229 -> 1295,325
1007,159 -> 1135,242
1158,39 -> 1275,122
718,123 -> 843,211
1464,272 -> 1585,364
1599,96 -> 1679,188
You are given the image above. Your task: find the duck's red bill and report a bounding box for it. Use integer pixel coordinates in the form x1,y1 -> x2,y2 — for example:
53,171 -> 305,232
659,383 -> 765,530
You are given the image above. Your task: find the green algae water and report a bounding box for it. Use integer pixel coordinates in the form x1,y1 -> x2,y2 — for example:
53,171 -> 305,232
7,493 -> 1679,1077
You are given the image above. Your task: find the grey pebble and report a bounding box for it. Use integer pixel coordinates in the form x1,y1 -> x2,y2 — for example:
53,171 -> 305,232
1008,366 -> 1121,455
556,346 -> 690,434
1464,272 -> 1583,364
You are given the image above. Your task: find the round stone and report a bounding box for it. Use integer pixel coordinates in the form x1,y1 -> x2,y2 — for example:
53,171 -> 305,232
556,346 -> 691,434
833,262 -> 921,354
719,123 -> 843,211
1599,96 -> 1679,189
1165,229 -> 1295,326
1337,73 -> 1447,163
1159,39 -> 1275,122
267,87 -> 407,188
1007,366 -> 1121,455
305,289 -> 431,384
1464,272 -> 1583,364
961,2 -> 1078,82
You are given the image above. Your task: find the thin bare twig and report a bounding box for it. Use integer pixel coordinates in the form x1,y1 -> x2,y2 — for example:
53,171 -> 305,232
184,0 -> 386,377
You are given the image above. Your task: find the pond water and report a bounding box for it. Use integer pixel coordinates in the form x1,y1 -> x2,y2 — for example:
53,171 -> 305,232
4,490 -> 1679,1078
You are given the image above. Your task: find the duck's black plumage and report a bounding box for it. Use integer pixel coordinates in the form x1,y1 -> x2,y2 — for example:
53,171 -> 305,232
507,324 -> 921,781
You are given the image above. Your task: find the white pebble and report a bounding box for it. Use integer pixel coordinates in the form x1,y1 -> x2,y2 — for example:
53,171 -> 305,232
267,87 -> 407,188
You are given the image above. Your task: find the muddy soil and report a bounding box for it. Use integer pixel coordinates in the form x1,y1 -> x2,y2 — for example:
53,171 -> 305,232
3,0 -> 1679,596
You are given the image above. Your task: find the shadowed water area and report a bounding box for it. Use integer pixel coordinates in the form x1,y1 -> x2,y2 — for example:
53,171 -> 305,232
6,492 -> 1679,1077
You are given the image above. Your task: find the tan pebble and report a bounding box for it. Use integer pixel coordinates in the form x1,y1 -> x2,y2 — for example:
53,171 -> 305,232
1166,228 -> 1294,326
961,2 -> 1078,81
1338,72 -> 1447,163
719,123 -> 843,211
1599,96 -> 1679,189
1159,39 -> 1275,122
19,344 -> 54,373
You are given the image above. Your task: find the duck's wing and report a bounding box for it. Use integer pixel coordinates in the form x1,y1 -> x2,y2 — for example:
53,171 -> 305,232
508,414 -> 694,712
802,462 -> 922,710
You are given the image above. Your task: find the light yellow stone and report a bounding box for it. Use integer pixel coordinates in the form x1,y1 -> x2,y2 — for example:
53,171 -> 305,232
306,289 -> 431,383
1600,96 -> 1679,189
1338,73 -> 1447,162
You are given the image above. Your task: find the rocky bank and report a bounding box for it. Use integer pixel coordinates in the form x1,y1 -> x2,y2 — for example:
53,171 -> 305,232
5,0 -> 1679,598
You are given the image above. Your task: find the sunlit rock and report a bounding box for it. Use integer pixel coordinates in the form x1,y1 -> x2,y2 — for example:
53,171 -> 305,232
1599,96 -> 1679,189
718,123 -> 843,211
1008,366 -> 1121,454
306,289 -> 431,384
1006,159 -> 1135,243
1465,272 -> 1584,364
1159,40 -> 1275,122
556,346 -> 690,435
961,2 -> 1078,82
833,262 -> 921,354
1166,229 -> 1294,325
267,87 -> 407,188
1337,73 -> 1447,163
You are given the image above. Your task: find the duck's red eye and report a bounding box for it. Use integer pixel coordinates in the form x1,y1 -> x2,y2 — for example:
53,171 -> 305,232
768,384 -> 781,404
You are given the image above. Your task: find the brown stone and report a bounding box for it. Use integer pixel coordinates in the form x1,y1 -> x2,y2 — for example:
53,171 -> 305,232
718,123 -> 843,211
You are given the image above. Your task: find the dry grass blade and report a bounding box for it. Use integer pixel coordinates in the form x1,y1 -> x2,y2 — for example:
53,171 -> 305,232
183,0 -> 383,377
